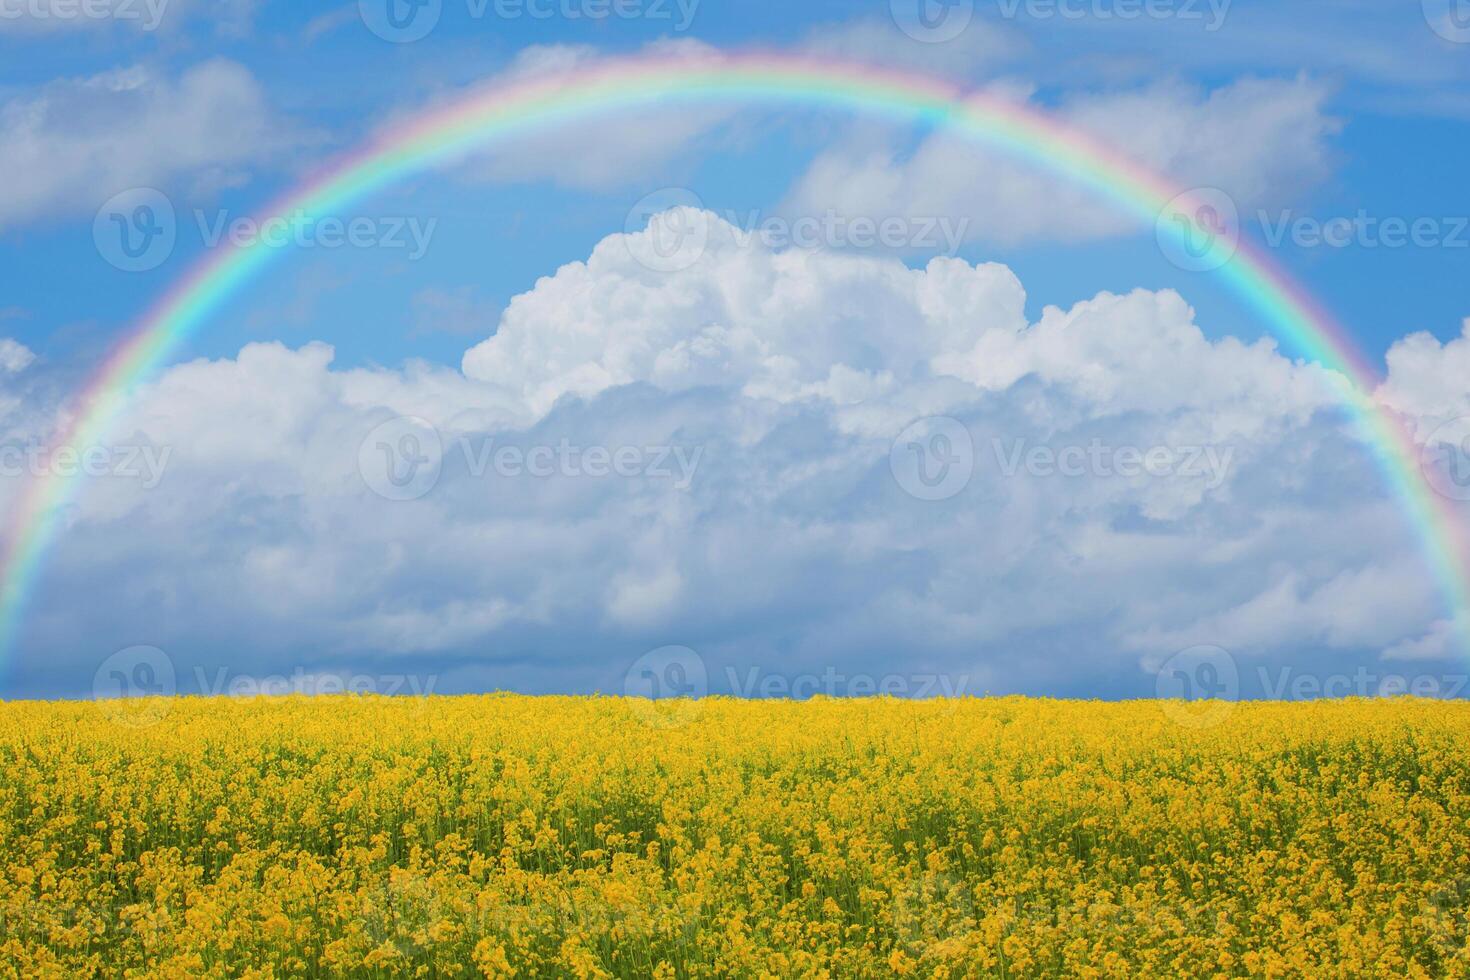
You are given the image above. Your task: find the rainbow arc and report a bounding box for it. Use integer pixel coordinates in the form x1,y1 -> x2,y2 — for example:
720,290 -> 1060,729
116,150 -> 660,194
2,51 -> 1464,666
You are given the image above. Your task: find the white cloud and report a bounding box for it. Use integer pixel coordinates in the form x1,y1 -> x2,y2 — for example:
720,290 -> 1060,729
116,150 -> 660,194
1378,319 -> 1470,429
911,2 -> 1470,120
7,212 -> 1461,697
0,338 -> 37,441
0,60 -> 298,229
1383,615 -> 1469,663
423,40 -> 743,192
301,5 -> 359,43
463,212 -> 1031,414
1124,562 -> 1441,657
936,287 -> 1336,423
0,339 -> 34,375
801,17 -> 1025,78
785,75 -> 1339,246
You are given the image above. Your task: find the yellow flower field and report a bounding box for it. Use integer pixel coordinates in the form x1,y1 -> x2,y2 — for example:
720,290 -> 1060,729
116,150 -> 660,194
1,695 -> 1469,978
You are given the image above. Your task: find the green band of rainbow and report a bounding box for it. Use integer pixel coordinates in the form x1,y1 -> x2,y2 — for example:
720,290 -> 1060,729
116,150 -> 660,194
3,51 -> 1465,666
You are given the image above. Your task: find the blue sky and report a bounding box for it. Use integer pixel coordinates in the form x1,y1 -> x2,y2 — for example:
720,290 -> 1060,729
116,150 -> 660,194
1,0 -> 1469,702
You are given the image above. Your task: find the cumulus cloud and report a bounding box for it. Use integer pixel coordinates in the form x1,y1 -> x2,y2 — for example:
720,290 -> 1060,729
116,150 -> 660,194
463,210 -> 1032,414
784,75 -> 1340,246
1378,319 -> 1470,428
5,211 -> 1462,698
0,60 -> 299,229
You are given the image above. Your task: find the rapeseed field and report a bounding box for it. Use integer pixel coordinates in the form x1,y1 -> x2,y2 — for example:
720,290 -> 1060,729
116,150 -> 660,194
1,696 -> 1467,977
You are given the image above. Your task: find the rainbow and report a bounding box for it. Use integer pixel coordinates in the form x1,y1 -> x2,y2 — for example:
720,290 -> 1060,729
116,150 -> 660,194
2,50 -> 1466,667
